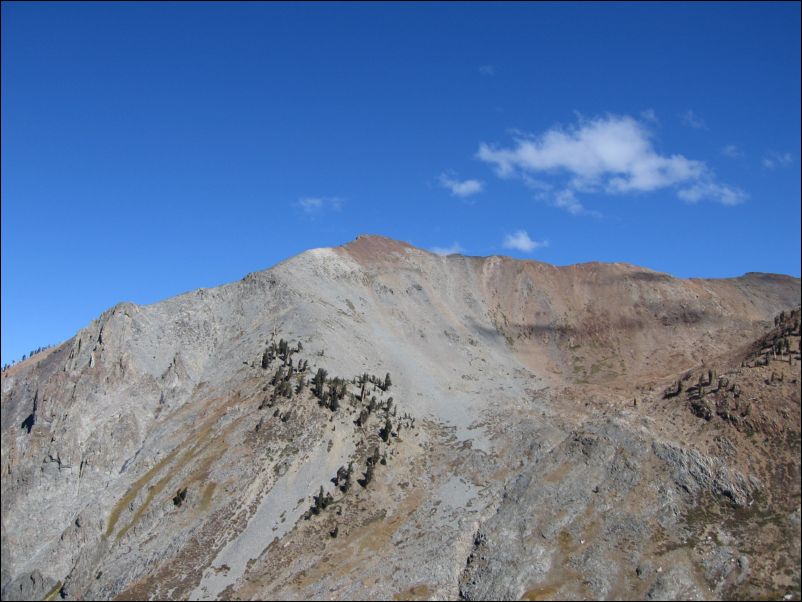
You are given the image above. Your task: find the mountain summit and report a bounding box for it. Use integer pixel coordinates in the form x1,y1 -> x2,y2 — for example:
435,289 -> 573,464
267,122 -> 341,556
2,236 -> 800,600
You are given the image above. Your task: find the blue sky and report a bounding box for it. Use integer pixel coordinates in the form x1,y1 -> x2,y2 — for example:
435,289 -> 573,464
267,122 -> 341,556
2,2 -> 800,363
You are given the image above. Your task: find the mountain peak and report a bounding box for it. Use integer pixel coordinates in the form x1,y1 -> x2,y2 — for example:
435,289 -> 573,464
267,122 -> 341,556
337,234 -> 416,264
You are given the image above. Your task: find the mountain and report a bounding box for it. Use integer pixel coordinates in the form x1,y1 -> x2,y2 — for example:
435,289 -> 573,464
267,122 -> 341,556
2,235 -> 800,601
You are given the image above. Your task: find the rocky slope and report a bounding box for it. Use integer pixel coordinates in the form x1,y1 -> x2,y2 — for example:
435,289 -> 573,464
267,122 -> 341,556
1,235 -> 800,601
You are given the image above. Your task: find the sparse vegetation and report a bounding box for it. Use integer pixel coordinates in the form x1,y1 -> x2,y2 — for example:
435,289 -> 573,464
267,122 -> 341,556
2,344 -> 55,372
333,462 -> 354,493
312,368 -> 328,399
173,487 -> 188,507
303,483 -> 337,520
380,417 -> 393,442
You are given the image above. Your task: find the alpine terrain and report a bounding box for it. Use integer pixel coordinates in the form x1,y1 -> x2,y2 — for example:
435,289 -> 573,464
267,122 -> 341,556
2,234 -> 800,601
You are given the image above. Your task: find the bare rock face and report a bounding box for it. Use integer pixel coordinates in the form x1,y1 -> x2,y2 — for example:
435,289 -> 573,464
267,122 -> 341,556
1,235 -> 800,601
1,569 -> 57,602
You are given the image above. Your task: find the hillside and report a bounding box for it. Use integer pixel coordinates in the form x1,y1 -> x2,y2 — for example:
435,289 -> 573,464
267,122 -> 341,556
1,235 -> 800,601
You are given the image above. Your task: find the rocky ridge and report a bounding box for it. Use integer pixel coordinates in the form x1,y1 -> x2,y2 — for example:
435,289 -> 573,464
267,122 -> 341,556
1,235 -> 800,600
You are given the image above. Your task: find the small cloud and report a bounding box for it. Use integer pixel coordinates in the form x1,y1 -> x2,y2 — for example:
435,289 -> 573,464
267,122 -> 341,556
553,189 -> 589,216
438,172 -> 484,198
479,64 -> 495,76
298,197 -> 322,212
431,242 -> 466,256
521,174 -> 554,192
678,182 -> 747,206
680,110 -> 707,130
640,108 -> 659,124
295,196 -> 343,215
530,185 -> 601,217
721,144 -> 743,158
502,230 -> 548,253
762,150 -> 793,169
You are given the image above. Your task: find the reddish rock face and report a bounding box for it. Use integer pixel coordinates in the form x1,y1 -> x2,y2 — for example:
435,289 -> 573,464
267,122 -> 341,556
336,234 -> 415,266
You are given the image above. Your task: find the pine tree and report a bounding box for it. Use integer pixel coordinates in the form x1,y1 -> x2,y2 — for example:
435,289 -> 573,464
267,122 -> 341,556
312,485 -> 325,514
361,463 -> 374,487
380,417 -> 393,442
279,338 -> 291,360
312,368 -> 328,399
355,408 -> 369,427
334,462 -> 353,493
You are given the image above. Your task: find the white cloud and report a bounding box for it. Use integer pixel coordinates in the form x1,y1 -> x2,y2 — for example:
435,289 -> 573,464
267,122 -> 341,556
502,230 -> 548,253
721,144 -> 743,158
477,113 -> 743,211
680,109 -> 707,129
520,174 -> 554,192
527,180 -> 601,217
298,197 -> 323,212
438,172 -> 484,198
553,189 -> 589,216
677,182 -> 747,206
640,108 -> 659,124
479,64 -> 495,76
430,242 -> 466,256
478,115 -> 704,190
762,151 -> 793,169
296,196 -> 343,215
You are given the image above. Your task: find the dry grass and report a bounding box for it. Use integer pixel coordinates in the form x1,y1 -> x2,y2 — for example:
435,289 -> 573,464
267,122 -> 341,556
199,482 -> 217,512
105,444 -> 182,538
520,584 -> 560,601
392,583 -> 432,600
42,581 -> 62,601
107,395 -> 238,541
